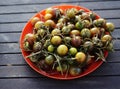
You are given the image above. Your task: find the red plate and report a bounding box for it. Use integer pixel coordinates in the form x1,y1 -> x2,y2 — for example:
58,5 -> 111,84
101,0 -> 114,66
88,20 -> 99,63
20,4 -> 108,80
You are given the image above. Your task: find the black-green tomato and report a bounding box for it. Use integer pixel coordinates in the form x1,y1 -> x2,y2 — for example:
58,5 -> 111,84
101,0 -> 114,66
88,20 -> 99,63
83,41 -> 93,51
81,28 -> 91,38
45,55 -> 55,65
33,42 -> 42,52
56,64 -> 68,72
62,26 -> 71,35
37,29 -> 46,37
93,18 -> 106,27
75,21 -> 84,30
69,67 -> 81,76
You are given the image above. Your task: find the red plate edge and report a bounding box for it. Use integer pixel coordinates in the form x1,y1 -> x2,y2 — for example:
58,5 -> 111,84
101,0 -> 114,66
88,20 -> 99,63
20,4 -> 108,80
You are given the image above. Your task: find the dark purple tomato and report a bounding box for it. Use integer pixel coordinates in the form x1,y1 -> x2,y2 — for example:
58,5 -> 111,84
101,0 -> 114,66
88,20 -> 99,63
71,36 -> 82,47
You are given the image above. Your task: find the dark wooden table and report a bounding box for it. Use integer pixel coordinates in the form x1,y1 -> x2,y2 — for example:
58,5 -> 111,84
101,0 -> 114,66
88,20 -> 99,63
0,0 -> 120,89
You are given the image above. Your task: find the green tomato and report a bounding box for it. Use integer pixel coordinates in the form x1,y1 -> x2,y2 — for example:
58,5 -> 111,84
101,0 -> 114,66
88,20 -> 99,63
56,64 -> 68,72
81,28 -> 91,38
75,21 -> 84,30
66,8 -> 78,18
47,45 -> 54,52
69,67 -> 81,76
69,47 -> 78,56
64,37 -> 71,44
106,43 -> 114,51
62,26 -> 71,35
45,55 -> 55,65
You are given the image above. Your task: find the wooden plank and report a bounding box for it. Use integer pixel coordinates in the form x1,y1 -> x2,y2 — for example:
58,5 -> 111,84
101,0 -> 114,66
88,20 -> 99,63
0,10 -> 120,23
0,13 -> 34,23
1,1 -> 120,14
0,23 -> 25,32
94,10 -> 120,19
0,65 -> 40,78
79,1 -> 120,10
107,51 -> 120,62
0,54 -> 25,65
0,4 -> 56,14
0,0 -> 107,5
0,62 -> 120,78
0,43 -> 20,53
0,33 -> 20,42
113,39 -> 120,50
111,29 -> 120,38
0,76 -> 120,89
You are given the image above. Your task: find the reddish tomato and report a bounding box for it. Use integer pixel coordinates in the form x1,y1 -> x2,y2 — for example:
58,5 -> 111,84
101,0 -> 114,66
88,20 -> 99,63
44,13 -> 53,20
70,30 -> 80,37
45,20 -> 55,29
90,27 -> 100,36
31,17 -> 40,26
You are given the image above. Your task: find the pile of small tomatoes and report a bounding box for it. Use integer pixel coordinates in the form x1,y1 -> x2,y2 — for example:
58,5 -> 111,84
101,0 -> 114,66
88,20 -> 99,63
22,7 -> 115,76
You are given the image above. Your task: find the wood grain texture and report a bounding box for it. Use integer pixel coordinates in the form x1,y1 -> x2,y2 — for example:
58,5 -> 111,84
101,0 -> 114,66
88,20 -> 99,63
1,1 -> 120,14
0,9 -> 120,23
1,0 -> 117,5
0,63 -> 120,78
0,43 -> 20,53
0,23 -> 25,32
0,33 -> 20,42
0,76 -> 120,89
0,54 -> 25,65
